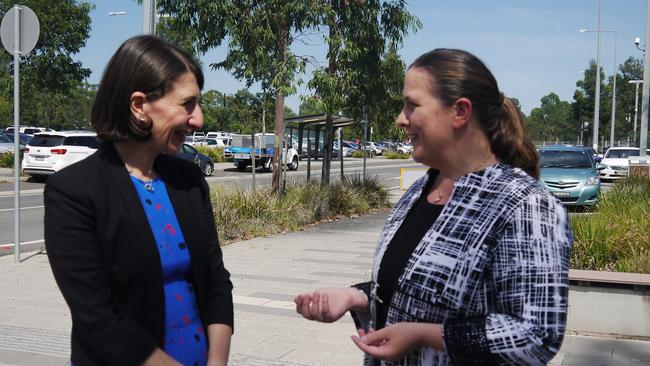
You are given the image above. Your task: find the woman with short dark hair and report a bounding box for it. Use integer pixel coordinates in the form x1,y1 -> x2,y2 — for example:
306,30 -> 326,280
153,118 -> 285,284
45,35 -> 233,366
294,49 -> 572,365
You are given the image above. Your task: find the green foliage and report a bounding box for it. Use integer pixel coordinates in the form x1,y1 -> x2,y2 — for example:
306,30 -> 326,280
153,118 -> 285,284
384,151 -> 409,159
525,93 -> 573,142
0,152 -> 14,168
0,0 -> 94,127
195,146 -> 225,163
201,88 -> 295,134
211,175 -> 390,244
570,175 -> 650,274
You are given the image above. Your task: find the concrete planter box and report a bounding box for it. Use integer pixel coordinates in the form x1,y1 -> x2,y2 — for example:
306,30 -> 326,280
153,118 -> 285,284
567,269 -> 650,338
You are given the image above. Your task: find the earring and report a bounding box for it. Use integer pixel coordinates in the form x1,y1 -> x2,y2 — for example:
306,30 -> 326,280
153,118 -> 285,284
139,116 -> 146,122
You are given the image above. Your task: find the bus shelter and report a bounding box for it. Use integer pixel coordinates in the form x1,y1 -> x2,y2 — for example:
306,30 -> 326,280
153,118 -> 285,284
285,113 -> 356,180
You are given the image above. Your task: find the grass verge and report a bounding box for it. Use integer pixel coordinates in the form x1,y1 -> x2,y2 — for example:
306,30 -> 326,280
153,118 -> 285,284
211,174 -> 390,244
384,152 -> 410,159
570,175 -> 650,274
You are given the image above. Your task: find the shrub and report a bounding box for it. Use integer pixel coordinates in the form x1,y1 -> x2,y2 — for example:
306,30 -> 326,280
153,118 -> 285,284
211,175 -> 390,244
0,152 -> 15,168
384,152 -> 410,159
196,146 -> 225,163
570,175 -> 650,274
351,150 -> 373,158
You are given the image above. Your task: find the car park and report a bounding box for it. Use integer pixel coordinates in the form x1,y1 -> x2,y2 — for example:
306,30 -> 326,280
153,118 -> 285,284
538,145 -> 602,206
599,147 -> 641,181
21,131 -> 99,180
177,143 -> 214,176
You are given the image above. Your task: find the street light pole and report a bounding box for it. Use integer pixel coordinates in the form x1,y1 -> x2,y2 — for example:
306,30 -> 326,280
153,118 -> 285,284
610,31 -> 617,147
108,11 -> 127,44
594,0 -> 602,151
629,80 -> 642,146
641,0 -> 650,156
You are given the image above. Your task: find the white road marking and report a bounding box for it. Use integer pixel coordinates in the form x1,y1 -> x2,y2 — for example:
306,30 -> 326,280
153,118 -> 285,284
0,205 -> 44,212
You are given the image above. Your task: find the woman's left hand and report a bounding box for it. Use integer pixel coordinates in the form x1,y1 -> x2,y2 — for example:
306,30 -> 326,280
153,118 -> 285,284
351,322 -> 442,362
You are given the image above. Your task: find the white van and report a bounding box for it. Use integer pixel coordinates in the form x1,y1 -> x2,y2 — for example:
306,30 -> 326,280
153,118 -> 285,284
21,131 -> 99,180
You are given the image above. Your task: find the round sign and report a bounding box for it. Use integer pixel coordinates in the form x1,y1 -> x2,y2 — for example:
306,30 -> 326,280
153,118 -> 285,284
1,5 -> 40,55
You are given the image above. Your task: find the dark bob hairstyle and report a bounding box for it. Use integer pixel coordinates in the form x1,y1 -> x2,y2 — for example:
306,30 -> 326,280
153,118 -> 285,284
91,35 -> 204,142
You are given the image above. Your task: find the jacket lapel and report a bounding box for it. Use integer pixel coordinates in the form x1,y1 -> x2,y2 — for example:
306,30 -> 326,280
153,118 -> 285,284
99,142 -> 162,266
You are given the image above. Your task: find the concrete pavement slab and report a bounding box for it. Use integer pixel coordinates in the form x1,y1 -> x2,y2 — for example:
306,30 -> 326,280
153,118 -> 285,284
0,211 -> 648,365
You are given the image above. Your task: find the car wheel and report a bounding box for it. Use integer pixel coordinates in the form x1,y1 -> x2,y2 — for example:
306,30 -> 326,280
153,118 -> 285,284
203,163 -> 214,176
289,156 -> 299,171
236,162 -> 247,171
265,158 -> 273,172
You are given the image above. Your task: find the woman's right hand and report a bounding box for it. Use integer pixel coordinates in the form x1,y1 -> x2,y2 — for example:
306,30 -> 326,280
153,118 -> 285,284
293,287 -> 368,323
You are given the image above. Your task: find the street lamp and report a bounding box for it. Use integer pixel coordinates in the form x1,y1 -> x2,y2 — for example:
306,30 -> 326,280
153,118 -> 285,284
108,11 -> 127,43
580,26 -> 617,148
629,80 -> 643,146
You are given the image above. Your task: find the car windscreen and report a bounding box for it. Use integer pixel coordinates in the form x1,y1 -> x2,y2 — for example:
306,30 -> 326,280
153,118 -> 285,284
0,134 -> 11,143
605,149 -> 640,159
540,150 -> 592,168
63,136 -> 99,148
28,135 -> 65,147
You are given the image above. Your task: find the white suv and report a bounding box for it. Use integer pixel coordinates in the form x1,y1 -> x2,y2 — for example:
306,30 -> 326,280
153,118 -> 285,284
21,131 -> 99,180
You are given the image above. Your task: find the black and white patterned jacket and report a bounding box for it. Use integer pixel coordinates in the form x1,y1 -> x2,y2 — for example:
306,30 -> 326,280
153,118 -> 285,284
353,163 -> 573,365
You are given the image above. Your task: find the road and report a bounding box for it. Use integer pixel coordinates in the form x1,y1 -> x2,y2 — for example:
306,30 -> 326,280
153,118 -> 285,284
0,157 -> 425,257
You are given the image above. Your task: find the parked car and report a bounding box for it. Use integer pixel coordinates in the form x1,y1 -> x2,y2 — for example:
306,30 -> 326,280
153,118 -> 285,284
599,147 -> 641,181
2,132 -> 32,146
538,145 -> 602,206
0,133 -> 24,153
177,143 -> 214,176
21,131 -> 99,180
5,126 -> 52,135
397,143 -> 413,154
365,141 -> 383,155
333,140 -> 354,157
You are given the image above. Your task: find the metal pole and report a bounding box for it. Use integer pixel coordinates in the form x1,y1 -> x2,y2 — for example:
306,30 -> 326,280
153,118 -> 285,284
306,129 -> 311,182
593,0 -> 602,151
142,0 -> 156,35
250,133 -> 256,192
609,32 -> 617,147
362,105 -> 367,180
641,0 -> 650,156
13,5 -> 21,264
632,81 -> 641,145
339,128 -> 343,180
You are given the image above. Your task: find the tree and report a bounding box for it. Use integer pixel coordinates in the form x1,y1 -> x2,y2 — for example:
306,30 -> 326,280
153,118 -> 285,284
612,57 -> 643,145
308,0 -> 419,185
572,60 -> 607,146
0,0 -> 93,127
157,0 -> 324,192
526,93 -> 573,142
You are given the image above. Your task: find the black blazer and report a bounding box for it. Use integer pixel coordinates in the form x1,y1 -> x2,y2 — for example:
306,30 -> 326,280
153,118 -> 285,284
44,142 -> 233,366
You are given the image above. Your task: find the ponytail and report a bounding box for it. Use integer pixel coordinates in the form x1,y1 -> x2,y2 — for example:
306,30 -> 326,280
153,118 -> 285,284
410,49 -> 540,179
488,96 -> 539,179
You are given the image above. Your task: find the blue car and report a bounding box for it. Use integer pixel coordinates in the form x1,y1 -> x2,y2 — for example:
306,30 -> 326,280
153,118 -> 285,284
538,145 -> 603,206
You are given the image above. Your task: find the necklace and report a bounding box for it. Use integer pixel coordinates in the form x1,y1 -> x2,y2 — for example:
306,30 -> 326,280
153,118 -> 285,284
143,181 -> 155,193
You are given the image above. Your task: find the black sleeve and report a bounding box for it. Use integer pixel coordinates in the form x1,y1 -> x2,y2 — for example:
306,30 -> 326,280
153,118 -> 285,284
350,282 -> 372,331
44,175 -> 158,365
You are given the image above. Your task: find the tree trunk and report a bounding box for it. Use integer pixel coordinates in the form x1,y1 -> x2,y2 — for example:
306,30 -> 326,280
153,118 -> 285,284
273,28 -> 287,193
320,10 -> 338,186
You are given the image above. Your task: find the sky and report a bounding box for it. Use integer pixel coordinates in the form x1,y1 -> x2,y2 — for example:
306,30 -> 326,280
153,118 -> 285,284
75,0 -> 648,115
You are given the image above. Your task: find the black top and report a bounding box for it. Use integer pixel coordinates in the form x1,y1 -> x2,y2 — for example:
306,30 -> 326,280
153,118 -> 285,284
376,171 -> 443,329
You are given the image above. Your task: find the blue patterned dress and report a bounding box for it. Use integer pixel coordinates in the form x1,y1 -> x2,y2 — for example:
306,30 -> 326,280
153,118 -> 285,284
131,176 -> 208,366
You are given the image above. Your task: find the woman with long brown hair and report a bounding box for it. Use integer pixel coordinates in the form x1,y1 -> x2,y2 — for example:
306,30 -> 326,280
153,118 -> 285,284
294,49 -> 572,365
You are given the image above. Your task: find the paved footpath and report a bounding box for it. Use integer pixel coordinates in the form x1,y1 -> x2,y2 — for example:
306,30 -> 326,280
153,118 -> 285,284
0,208 -> 649,365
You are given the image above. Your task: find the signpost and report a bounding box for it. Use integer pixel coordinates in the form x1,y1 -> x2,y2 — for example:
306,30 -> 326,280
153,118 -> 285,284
1,5 -> 40,263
